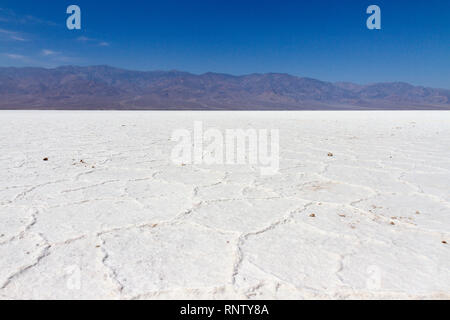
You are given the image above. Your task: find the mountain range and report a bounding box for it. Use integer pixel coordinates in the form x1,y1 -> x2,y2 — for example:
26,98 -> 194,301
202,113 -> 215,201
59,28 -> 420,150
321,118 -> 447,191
0,65 -> 449,110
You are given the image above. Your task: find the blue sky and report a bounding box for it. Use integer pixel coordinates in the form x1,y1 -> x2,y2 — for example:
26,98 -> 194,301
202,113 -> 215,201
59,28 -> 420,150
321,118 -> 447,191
0,0 -> 449,88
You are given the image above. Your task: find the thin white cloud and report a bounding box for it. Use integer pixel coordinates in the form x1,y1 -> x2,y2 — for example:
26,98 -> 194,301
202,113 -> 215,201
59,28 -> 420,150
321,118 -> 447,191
40,49 -> 77,64
0,28 -> 27,41
0,8 -> 57,26
2,51 -> 79,67
10,34 -> 26,41
41,49 -> 59,56
4,53 -> 27,60
77,36 -> 93,42
21,14 -> 58,26
77,36 -> 110,47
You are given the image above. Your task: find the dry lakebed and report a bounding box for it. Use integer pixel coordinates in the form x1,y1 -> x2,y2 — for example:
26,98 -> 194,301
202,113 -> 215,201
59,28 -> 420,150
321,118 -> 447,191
0,110 -> 449,300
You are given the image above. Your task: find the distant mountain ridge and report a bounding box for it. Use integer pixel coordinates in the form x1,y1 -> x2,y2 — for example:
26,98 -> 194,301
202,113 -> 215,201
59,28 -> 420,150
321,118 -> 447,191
0,65 -> 449,110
